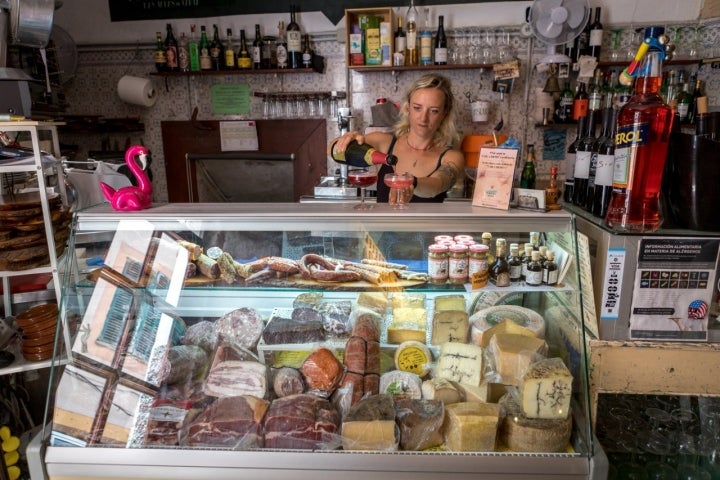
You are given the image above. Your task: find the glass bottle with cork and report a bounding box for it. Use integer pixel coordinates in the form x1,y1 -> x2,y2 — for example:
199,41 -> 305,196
433,15 -> 447,65
489,238 -> 510,287
508,243 -> 522,283
252,25 -> 263,70
520,144 -> 536,189
286,5 -> 303,69
237,30 -> 252,70
605,26 -> 674,233
164,23 -> 179,72
525,251 -> 543,287
405,0 -> 419,66
188,24 -> 200,72
224,28 -> 237,70
330,141 -> 398,167
564,114 -> 586,204
199,25 -> 211,71
209,24 -> 224,70
154,32 -> 166,72
542,251 -> 559,286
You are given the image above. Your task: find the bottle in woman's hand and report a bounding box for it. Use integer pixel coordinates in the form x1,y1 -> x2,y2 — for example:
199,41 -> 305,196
331,140 -> 398,167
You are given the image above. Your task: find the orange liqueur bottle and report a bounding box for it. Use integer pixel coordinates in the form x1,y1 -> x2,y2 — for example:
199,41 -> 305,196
605,26 -> 674,233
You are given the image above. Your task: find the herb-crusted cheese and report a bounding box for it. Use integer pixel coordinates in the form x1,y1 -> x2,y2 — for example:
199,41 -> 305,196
520,358 -> 573,420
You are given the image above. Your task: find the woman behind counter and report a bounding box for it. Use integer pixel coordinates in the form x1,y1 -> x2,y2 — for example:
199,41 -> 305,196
330,73 -> 465,203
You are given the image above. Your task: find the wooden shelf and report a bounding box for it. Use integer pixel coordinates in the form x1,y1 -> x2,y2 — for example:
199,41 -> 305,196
150,67 -> 316,77
348,63 -> 495,73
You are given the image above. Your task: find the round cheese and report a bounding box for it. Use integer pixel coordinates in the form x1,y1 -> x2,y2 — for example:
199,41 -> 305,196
470,305 -> 545,347
394,340 -> 432,377
499,393 -> 571,453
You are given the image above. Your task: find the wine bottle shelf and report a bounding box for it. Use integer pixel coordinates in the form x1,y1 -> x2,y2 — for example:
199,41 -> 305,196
150,67 -> 316,77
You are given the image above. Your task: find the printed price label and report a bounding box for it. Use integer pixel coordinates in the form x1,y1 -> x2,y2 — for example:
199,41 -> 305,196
600,248 -> 626,320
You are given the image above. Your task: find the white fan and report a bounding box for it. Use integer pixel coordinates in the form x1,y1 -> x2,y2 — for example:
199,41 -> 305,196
528,0 -> 590,64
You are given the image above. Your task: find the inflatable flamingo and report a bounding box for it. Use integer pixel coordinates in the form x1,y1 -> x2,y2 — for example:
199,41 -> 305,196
100,145 -> 152,211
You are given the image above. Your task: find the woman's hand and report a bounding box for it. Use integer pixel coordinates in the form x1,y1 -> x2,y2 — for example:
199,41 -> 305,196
332,131 -> 365,154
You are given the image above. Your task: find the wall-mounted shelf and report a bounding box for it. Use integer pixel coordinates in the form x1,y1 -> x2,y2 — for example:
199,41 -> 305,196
349,63 -> 496,73
150,67 -> 317,77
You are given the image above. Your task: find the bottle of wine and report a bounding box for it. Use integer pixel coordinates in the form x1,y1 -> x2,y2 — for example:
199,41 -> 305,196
177,31 -> 189,72
276,21 -> 288,69
302,34 -> 313,68
573,109 -> 598,207
237,30 -> 252,70
577,8 -> 591,57
252,24 -> 263,70
592,108 -> 617,218
330,141 -> 398,167
572,81 -> 589,121
585,106 -> 611,211
588,68 -> 604,112
405,0 -> 419,66
199,26 -> 212,70
164,23 -> 179,72
588,6 -> 603,61
688,77 -> 704,125
394,16 -> 406,66
188,24 -> 200,72
209,24 -> 223,70
433,15 -> 447,65
564,115 -> 586,203
419,7 -> 432,66
606,26 -> 674,233
224,28 -> 237,70
154,32 -> 166,72
520,143 -> 536,189
558,80 -> 574,123
286,5 -> 303,69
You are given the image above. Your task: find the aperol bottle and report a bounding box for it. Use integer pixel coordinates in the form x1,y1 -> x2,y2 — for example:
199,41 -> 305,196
605,26 -> 674,233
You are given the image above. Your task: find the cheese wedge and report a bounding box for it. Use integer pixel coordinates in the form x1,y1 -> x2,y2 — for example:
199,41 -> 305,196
489,333 -> 547,386
433,294 -> 466,312
436,343 -> 484,386
421,377 -> 462,404
431,310 -> 469,344
520,358 -> 573,420
443,402 -> 501,451
357,291 -> 389,315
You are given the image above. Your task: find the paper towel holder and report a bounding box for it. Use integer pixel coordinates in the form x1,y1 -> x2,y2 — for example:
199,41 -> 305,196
117,75 -> 158,107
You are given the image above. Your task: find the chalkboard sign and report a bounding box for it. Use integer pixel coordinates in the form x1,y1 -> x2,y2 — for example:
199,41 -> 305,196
109,0 -> 521,25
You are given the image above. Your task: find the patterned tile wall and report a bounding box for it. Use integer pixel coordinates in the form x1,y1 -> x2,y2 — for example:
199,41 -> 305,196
60,20 -> 720,203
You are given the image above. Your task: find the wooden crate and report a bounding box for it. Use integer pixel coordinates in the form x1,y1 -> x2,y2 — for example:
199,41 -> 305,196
345,7 -> 394,68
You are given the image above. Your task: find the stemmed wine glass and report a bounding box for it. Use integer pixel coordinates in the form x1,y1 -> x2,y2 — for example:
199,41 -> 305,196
347,167 -> 377,210
384,172 -> 414,209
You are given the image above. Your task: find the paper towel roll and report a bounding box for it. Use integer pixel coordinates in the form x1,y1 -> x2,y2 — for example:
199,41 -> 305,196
117,75 -> 157,107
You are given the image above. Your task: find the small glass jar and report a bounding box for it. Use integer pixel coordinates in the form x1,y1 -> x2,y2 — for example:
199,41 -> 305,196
428,243 -> 449,284
469,243 -> 489,279
435,234 -> 454,244
449,243 -> 469,284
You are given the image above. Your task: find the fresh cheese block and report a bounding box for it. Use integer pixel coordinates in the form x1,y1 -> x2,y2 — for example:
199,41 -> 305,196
489,333 -> 548,386
434,294 -> 467,312
391,292 -> 426,310
387,307 -> 428,344
431,310 -> 469,344
357,291 -> 389,315
394,398 -> 444,451
436,342 -> 484,386
421,377 -> 462,404
443,402 -> 502,451
520,358 -> 573,420
342,394 -> 397,451
469,305 -> 545,347
394,341 -> 433,377
379,370 -> 423,400
499,392 -> 571,452
453,381 -> 508,404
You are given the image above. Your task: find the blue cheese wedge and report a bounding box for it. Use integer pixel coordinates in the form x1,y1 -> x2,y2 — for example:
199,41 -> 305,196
520,358 -> 573,420
436,343 -> 484,386
431,310 -> 469,345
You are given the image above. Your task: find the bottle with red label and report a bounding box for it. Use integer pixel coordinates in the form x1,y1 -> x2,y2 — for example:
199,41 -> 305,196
605,26 -> 674,233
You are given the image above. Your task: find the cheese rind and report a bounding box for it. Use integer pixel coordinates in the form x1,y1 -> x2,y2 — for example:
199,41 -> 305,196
436,342 -> 484,386
489,333 -> 547,386
499,392 -> 571,452
433,294 -> 466,312
443,402 -> 501,451
520,357 -> 573,420
431,310 -> 469,345
421,377 -> 462,404
379,370 -> 423,400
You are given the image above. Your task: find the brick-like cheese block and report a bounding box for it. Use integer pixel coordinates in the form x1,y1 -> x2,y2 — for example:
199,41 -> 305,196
391,292 -> 426,310
433,294 -> 466,312
443,402 -> 501,451
520,357 -> 573,420
356,291 -> 389,315
342,394 -> 397,451
431,310 -> 469,344
499,392 -> 571,452
387,307 -> 427,344
436,343 -> 484,386
489,333 -> 547,386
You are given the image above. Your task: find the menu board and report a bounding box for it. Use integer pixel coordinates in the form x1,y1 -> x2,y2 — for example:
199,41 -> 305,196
108,0 -> 520,24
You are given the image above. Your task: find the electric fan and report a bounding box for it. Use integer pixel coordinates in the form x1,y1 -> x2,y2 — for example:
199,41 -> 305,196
528,0 -> 590,64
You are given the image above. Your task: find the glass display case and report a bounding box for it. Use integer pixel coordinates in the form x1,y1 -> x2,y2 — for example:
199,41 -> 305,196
41,202 -> 602,479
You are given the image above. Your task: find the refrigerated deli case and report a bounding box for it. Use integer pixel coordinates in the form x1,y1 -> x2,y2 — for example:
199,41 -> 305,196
41,202 -> 604,479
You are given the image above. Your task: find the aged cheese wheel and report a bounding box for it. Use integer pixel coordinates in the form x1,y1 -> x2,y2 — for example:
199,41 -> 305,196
470,305 -> 545,347
499,393 -> 571,452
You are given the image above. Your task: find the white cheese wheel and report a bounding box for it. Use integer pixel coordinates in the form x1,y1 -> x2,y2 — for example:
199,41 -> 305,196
394,341 -> 433,377
380,370 -> 423,400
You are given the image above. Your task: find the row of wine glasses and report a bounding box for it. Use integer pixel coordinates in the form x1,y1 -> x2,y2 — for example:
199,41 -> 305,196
347,169 -> 414,210
597,393 -> 720,480
605,24 -> 710,62
447,27 -> 516,65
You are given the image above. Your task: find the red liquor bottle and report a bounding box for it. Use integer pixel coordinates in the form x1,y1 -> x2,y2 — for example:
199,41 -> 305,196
605,26 -> 674,233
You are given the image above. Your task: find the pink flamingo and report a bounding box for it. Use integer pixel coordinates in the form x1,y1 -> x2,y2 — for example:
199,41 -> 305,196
100,145 -> 153,211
